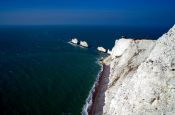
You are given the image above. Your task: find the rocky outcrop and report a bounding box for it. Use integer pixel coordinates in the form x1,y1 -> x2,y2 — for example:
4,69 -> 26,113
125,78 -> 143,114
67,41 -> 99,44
107,50 -> 112,55
97,47 -> 106,53
80,41 -> 88,47
71,38 -> 78,44
103,25 -> 175,115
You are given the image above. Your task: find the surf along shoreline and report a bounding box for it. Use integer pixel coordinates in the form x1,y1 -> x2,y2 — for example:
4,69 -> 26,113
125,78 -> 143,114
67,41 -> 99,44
82,56 -> 111,115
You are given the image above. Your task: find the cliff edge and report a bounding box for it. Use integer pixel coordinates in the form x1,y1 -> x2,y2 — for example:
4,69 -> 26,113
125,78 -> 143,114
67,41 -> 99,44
103,25 -> 175,115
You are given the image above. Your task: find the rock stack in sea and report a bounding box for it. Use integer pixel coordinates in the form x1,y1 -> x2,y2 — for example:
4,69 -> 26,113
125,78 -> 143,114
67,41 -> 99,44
70,38 -> 78,44
69,38 -> 89,48
102,25 -> 175,115
97,47 -> 106,53
80,41 -> 88,48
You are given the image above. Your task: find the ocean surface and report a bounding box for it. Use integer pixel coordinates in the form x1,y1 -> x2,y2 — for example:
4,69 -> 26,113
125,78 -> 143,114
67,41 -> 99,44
0,25 -> 170,115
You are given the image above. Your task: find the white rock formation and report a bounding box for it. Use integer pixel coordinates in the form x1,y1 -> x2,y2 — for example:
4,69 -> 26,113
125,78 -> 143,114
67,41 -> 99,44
103,25 -> 175,115
71,38 -> 78,44
80,41 -> 88,47
107,49 -> 112,55
97,47 -> 106,53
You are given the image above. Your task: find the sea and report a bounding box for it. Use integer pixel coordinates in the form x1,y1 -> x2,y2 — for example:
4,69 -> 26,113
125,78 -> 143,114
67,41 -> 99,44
0,25 -> 170,115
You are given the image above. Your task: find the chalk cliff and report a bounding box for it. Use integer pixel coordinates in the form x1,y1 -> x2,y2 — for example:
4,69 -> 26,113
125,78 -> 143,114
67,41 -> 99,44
103,25 -> 175,115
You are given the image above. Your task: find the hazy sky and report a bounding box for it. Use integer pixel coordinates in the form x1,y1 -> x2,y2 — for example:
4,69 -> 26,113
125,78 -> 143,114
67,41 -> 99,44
0,0 -> 175,26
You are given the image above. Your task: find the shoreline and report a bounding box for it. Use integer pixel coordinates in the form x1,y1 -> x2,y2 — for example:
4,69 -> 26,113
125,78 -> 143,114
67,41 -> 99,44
82,56 -> 111,115
88,63 -> 110,115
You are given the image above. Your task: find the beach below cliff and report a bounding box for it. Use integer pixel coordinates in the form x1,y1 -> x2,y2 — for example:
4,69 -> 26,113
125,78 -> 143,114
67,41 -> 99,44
87,56 -> 111,115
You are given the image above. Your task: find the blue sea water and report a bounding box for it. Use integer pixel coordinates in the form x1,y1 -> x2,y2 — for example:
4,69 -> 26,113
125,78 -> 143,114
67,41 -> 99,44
0,25 -> 170,115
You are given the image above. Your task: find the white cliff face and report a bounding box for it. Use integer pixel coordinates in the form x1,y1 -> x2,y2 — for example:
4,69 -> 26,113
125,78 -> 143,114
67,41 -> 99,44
111,39 -> 133,59
109,38 -> 155,86
103,25 -> 175,115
